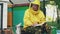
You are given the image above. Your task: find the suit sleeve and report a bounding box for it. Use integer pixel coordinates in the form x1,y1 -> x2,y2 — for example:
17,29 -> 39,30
23,10 -> 33,28
39,11 -> 46,24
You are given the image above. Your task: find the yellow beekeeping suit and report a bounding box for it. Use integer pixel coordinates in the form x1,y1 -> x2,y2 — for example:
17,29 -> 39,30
23,0 -> 46,28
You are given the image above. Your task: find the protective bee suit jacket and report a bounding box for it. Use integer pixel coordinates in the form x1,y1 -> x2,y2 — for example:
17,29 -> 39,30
46,4 -> 58,22
23,0 -> 46,28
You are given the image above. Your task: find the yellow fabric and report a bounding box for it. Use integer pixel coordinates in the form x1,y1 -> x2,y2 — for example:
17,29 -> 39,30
31,0 -> 40,6
23,0 -> 46,28
29,0 -> 40,8
24,9 -> 46,28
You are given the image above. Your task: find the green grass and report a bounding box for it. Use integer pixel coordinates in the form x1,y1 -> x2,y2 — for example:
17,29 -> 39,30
46,21 -> 60,30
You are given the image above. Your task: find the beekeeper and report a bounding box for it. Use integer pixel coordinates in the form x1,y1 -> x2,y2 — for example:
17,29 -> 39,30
23,0 -> 46,29
45,0 -> 58,22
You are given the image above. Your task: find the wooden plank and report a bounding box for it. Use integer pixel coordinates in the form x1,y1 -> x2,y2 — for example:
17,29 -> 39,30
7,12 -> 12,27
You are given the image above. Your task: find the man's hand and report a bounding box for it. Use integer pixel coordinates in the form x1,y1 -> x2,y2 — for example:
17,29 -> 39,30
30,22 -> 38,27
33,22 -> 38,26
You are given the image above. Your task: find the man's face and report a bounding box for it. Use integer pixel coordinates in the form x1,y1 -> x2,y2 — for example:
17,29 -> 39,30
32,4 -> 39,11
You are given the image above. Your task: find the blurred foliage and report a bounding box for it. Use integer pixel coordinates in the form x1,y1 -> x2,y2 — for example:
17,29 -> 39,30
55,0 -> 60,9
40,0 -> 60,30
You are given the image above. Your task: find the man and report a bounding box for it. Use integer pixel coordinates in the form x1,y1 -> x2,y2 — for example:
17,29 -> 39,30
46,0 -> 58,22
23,0 -> 47,34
